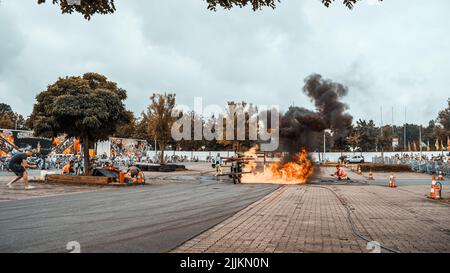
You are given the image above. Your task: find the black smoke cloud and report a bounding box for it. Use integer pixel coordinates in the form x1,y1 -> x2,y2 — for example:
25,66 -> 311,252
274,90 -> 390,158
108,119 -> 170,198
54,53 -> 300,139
279,74 -> 353,153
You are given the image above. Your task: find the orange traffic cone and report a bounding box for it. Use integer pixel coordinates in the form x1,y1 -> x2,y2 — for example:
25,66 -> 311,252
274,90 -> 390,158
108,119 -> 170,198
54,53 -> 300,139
119,171 -> 125,184
357,165 -> 362,175
389,174 -> 396,188
429,175 -> 442,200
368,170 -> 374,180
438,171 -> 444,181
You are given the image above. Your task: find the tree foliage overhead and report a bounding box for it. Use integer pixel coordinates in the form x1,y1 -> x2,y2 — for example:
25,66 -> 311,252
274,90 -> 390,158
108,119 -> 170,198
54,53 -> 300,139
28,72 -> 131,174
37,0 -> 384,20
321,0 -> 383,9
37,0 -> 116,20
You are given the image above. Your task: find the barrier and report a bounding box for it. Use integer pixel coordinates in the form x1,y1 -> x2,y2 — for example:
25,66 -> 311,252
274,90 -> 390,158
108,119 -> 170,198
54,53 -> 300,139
372,156 -> 449,177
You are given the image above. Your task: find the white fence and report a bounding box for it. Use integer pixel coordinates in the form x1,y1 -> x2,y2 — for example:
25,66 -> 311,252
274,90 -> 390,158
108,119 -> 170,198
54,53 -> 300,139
145,151 -> 236,162
372,156 -> 449,176
316,151 -> 450,163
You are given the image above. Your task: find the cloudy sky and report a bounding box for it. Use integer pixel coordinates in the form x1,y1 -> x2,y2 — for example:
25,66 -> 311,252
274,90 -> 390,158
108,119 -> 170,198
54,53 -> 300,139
0,0 -> 449,126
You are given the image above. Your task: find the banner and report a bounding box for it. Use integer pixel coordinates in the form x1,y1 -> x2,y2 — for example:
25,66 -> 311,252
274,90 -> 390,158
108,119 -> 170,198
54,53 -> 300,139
0,129 -> 53,156
392,138 -> 399,149
108,137 -> 150,159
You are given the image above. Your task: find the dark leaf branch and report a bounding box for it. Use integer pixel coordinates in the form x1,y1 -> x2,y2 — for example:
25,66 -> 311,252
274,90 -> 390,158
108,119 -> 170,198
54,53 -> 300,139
37,0 -> 384,20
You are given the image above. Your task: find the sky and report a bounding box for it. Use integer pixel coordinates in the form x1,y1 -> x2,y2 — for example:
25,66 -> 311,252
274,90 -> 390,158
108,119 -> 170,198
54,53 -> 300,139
0,0 -> 449,126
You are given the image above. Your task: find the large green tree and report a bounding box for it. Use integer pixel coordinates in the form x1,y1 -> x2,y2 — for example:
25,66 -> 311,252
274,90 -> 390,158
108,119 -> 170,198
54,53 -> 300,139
114,111 -> 137,139
437,99 -> 450,133
28,72 -> 131,175
0,103 -> 15,129
145,93 -> 176,164
217,101 -> 258,152
37,0 -> 383,20
348,119 -> 377,152
0,103 -> 28,130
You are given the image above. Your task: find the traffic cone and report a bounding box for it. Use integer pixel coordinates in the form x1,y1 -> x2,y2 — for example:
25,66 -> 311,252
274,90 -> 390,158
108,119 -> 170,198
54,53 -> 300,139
429,175 -> 441,200
389,174 -> 396,188
438,170 -> 444,181
357,165 -> 362,175
368,170 -> 374,180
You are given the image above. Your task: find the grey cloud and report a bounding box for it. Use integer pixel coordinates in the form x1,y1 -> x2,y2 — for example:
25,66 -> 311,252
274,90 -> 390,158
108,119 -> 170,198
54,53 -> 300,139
0,0 -> 449,126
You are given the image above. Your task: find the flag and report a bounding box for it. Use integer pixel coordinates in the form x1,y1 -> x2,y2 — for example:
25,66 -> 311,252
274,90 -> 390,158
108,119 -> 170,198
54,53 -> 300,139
435,138 -> 440,151
421,141 -> 427,150
427,139 -> 431,151
447,136 -> 450,151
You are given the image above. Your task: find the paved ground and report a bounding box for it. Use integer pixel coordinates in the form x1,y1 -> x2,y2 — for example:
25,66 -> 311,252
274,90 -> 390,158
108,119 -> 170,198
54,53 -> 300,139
0,163 -> 215,201
0,170 -> 106,202
0,174 -> 277,253
173,168 -> 450,253
2,163 -> 449,253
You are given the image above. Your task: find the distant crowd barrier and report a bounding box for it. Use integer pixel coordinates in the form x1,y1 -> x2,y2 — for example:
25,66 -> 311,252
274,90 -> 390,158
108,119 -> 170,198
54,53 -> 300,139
372,156 -> 449,177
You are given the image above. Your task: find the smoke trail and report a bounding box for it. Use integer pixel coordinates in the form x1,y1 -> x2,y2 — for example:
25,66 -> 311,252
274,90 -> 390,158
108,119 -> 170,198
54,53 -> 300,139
279,74 -> 353,153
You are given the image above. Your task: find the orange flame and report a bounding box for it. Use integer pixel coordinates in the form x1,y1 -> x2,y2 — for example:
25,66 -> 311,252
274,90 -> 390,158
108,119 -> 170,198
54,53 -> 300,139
242,148 -> 314,184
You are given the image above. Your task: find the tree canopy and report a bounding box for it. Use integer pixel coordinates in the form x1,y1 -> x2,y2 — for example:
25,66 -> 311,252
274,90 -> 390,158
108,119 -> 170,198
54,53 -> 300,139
145,93 -> 176,163
28,72 -> 131,174
0,103 -> 28,130
0,103 -> 15,129
37,0 -> 384,20
438,99 -> 450,133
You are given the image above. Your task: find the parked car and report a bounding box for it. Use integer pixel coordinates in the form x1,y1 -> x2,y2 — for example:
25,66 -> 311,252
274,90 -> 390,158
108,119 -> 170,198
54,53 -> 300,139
346,155 -> 365,163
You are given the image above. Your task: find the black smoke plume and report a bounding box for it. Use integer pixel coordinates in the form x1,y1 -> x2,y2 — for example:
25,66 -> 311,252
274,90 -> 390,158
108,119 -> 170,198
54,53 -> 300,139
279,74 -> 353,154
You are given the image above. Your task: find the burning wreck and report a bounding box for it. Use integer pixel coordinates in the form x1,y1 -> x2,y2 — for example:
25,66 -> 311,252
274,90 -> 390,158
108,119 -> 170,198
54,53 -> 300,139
241,74 -> 353,184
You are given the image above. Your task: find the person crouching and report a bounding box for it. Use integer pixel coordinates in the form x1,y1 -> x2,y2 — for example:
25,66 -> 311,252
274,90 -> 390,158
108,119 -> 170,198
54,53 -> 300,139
62,160 -> 76,175
335,165 -> 349,180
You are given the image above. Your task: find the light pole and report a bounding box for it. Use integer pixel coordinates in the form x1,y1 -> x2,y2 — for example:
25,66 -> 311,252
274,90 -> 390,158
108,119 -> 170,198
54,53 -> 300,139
403,107 -> 407,154
323,129 -> 332,163
15,113 -> 19,130
323,131 -> 326,162
419,125 -> 422,162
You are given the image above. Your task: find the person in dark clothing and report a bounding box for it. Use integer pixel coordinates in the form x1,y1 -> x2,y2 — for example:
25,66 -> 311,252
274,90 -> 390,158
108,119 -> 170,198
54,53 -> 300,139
6,150 -> 37,190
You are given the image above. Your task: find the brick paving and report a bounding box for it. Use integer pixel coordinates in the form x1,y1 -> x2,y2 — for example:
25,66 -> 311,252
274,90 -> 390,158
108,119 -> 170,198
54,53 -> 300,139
173,184 -> 450,253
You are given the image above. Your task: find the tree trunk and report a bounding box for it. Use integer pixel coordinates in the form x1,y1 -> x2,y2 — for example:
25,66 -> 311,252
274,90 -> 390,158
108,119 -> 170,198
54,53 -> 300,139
159,141 -> 165,164
83,135 -> 91,175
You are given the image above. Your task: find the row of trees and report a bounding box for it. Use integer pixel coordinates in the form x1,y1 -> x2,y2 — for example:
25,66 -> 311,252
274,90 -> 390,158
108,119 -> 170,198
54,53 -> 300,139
344,116 -> 450,153
114,100 -> 260,157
